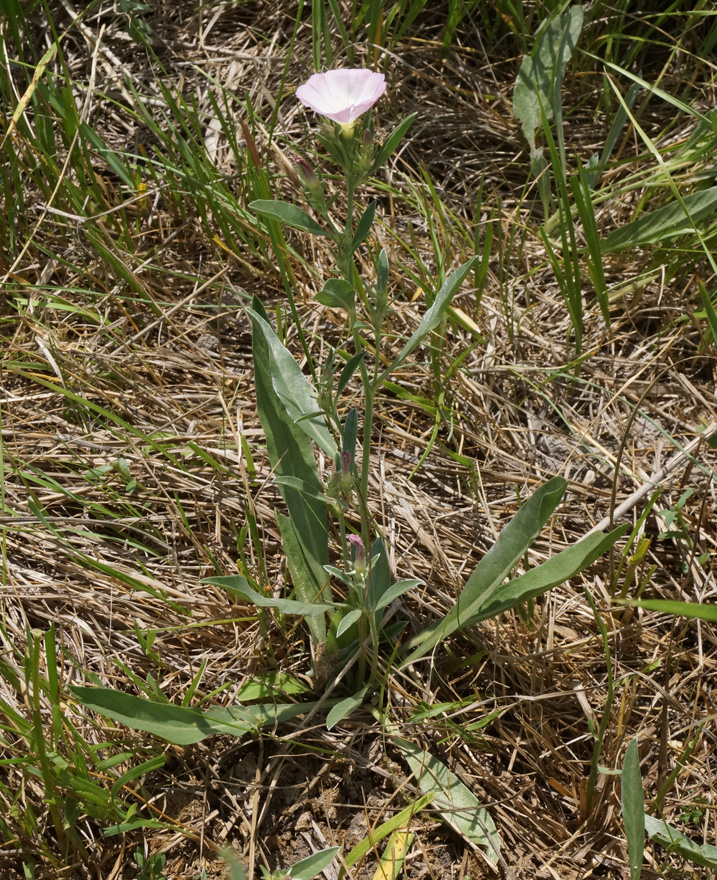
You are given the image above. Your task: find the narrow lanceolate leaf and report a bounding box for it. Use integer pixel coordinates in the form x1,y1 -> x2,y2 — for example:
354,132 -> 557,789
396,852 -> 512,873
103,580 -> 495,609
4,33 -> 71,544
206,700 -> 323,731
336,608 -> 362,638
512,6 -> 584,147
351,200 -> 376,253
326,684 -> 369,731
394,737 -> 500,864
250,298 -> 331,630
249,199 -> 331,237
411,523 -> 626,663
338,357 -> 365,397
645,816 -> 717,868
69,686 -> 255,745
404,499 -> 627,665
71,685 -> 322,746
273,475 -> 330,505
464,524 -> 630,626
365,537 -> 391,610
373,579 -> 423,612
202,573 -> 335,616
601,186 -> 717,253
248,306 -> 337,458
380,256 -> 479,380
622,739 -> 645,880
288,846 -> 340,880
376,247 -> 389,297
368,113 -> 417,176
402,477 -> 567,663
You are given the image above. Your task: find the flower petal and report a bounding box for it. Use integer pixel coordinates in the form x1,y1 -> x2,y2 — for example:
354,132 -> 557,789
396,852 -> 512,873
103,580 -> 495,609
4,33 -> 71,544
296,69 -> 386,124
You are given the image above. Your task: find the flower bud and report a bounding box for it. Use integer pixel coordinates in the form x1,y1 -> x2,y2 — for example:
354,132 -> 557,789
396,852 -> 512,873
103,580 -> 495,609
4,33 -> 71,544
340,450 -> 353,495
296,156 -> 320,192
362,128 -> 373,147
325,470 -> 341,499
347,533 -> 366,575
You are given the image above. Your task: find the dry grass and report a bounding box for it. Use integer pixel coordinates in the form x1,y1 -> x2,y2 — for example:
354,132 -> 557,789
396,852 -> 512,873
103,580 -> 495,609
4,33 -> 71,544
2,2 -> 717,879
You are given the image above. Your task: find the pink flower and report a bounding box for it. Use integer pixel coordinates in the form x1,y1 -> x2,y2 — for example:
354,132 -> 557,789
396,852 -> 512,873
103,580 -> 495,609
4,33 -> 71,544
296,69 -> 386,126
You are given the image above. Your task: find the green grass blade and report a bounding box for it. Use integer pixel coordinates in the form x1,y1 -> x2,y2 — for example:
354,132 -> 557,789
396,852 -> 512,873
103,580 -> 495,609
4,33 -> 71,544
621,599 -> 717,622
339,792 -> 434,878
572,164 -> 609,323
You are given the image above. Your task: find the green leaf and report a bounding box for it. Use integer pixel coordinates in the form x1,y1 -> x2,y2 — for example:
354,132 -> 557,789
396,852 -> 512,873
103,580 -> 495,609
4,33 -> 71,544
622,739 -> 645,880
336,608 -> 362,638
206,700 -> 320,730
316,278 -> 355,310
571,163 -> 609,323
373,579 -> 423,612
601,186 -> 717,253
351,200 -> 376,253
380,257 -> 479,380
69,686 -> 255,745
326,684 -> 369,731
403,477 -> 567,663
248,306 -> 337,458
376,248 -> 389,297
202,574 -> 335,616
696,280 -> 717,341
338,355 -> 365,397
249,199 -> 331,237
513,6 -> 584,148
276,513 -> 331,643
341,406 -> 359,458
234,671 -> 310,702
250,299 -> 331,624
365,537 -> 391,611
323,564 -> 354,587
288,846 -> 340,880
621,598 -> 717,622
368,113 -> 417,176
104,816 -> 166,837
645,815 -> 717,868
394,737 -> 500,864
273,475 -> 330,505
465,524 -> 630,626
